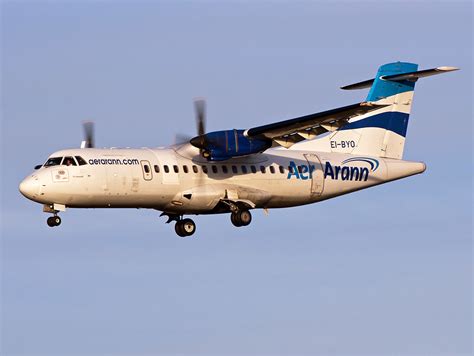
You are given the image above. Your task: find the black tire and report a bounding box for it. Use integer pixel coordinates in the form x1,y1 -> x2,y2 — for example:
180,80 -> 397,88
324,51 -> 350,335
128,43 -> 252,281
231,213 -> 242,227
47,217 -> 56,227
238,210 -> 252,226
175,222 -> 186,237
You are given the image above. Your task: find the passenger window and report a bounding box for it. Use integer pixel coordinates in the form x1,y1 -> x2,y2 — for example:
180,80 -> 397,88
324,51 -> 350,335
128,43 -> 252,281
232,165 -> 238,174
288,165 -> 294,173
144,165 -> 150,173
183,165 -> 189,173
211,166 -> 218,174
202,166 -> 208,174
173,165 -> 179,173
164,165 -> 170,173
251,165 -> 257,173
279,166 -> 285,174
222,166 -> 228,174
297,166 -> 303,173
192,165 -> 198,173
75,156 -> 88,165
62,156 -> 77,166
270,166 -> 275,174
260,166 -> 266,174
44,157 -> 63,167
241,166 -> 248,174
154,165 -> 160,173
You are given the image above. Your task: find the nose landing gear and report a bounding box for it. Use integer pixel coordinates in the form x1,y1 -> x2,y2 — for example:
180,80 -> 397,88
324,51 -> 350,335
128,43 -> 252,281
47,215 -> 61,227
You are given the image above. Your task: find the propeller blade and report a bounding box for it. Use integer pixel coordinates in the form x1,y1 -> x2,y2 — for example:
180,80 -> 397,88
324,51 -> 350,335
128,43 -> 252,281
194,98 -> 206,136
81,121 -> 95,148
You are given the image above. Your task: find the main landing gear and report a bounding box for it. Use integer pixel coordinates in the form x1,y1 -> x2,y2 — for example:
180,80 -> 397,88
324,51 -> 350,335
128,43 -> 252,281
161,208 -> 252,237
161,213 -> 196,237
230,209 -> 252,227
47,215 -> 61,227
175,218 -> 196,238
161,213 -> 197,237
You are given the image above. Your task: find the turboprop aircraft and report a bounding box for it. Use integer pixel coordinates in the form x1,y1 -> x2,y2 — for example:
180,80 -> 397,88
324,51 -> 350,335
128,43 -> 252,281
19,62 -> 457,237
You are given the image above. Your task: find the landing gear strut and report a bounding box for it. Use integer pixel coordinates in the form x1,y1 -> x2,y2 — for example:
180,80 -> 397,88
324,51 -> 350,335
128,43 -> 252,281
47,215 -> 61,227
175,218 -> 196,237
231,210 -> 252,227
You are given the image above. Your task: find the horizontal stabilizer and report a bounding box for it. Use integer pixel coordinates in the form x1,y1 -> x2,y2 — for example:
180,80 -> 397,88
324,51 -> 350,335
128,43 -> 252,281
381,66 -> 459,81
341,66 -> 459,90
340,79 -> 374,90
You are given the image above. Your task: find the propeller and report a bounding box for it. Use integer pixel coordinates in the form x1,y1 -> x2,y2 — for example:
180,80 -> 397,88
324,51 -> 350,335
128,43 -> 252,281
194,98 -> 206,136
81,121 -> 95,148
189,98 -> 210,158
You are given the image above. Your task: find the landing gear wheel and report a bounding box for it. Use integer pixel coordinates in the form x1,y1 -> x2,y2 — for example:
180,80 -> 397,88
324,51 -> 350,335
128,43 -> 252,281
231,210 -> 252,227
47,217 -> 55,227
47,216 -> 61,227
175,218 -> 196,237
231,213 -> 241,227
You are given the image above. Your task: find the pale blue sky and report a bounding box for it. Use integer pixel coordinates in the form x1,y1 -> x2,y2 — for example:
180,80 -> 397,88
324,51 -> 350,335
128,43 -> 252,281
1,1 -> 472,355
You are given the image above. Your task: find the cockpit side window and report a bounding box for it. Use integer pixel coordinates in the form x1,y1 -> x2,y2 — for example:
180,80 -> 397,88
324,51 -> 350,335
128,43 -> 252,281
44,157 -> 63,167
62,156 -> 77,166
75,156 -> 88,165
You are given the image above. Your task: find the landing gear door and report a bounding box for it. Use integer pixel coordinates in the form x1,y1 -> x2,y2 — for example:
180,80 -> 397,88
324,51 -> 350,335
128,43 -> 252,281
304,154 -> 324,196
140,160 -> 153,181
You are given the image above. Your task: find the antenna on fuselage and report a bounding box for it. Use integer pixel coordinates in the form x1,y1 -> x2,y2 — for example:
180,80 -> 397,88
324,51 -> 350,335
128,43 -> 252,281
81,121 -> 95,148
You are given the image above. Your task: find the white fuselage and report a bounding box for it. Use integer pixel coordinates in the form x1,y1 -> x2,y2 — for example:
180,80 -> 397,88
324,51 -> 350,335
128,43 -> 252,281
20,144 -> 426,215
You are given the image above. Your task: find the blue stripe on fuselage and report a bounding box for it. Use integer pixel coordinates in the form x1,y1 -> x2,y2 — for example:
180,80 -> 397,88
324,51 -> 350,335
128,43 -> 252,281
339,111 -> 409,137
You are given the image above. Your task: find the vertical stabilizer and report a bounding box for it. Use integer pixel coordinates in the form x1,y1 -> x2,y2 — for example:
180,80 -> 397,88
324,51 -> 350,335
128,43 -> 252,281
340,62 -> 417,159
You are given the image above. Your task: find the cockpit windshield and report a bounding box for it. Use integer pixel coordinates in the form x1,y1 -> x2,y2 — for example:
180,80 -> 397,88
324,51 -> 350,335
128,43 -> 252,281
43,155 -> 88,167
75,156 -> 88,165
44,157 -> 63,167
62,156 -> 77,166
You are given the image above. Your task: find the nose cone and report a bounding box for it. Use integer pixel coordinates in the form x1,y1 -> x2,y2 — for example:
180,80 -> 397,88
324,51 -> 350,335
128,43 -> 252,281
19,175 -> 40,201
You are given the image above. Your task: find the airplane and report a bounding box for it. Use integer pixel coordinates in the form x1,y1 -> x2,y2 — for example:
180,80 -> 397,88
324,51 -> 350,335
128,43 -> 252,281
19,62 -> 458,237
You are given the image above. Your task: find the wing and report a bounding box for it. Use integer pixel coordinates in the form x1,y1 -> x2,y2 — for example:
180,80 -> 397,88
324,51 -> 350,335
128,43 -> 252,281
244,101 -> 387,148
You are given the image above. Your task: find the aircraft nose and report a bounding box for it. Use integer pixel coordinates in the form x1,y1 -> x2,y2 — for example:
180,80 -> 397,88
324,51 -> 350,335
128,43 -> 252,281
19,175 -> 40,200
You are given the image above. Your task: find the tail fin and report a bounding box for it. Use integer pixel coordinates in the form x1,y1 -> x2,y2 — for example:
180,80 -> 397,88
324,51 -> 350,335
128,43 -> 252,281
305,62 -> 458,159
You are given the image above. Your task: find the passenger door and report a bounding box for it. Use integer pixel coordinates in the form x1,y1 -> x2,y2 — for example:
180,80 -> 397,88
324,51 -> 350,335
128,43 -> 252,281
304,154 -> 324,196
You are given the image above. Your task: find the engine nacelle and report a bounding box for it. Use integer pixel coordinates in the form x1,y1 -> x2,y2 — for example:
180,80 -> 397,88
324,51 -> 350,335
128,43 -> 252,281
190,129 -> 272,161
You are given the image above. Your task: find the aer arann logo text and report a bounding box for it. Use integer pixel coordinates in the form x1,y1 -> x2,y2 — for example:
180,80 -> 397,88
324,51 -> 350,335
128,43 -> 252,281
324,157 -> 379,182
